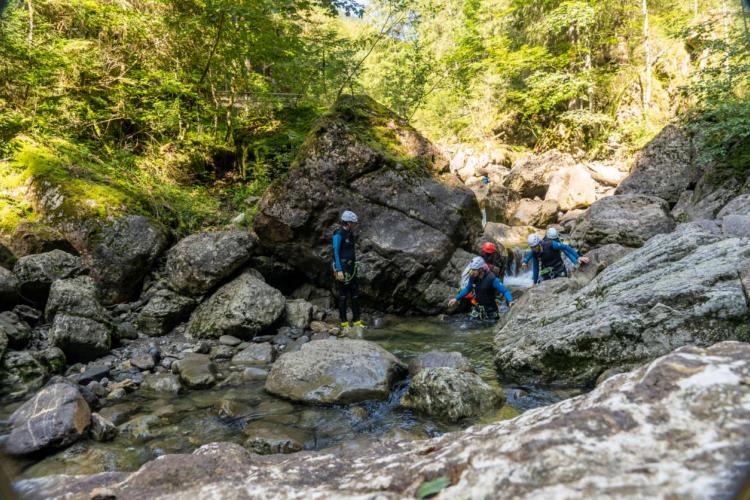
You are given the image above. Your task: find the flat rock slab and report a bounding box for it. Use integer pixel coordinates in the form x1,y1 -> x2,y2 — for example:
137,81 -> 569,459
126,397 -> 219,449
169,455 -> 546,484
5,383 -> 91,456
20,342 -> 750,499
265,339 -> 406,404
172,354 -> 216,389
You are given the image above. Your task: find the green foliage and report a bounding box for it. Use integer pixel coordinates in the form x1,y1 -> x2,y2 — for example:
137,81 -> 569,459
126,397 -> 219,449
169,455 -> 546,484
415,476 -> 451,499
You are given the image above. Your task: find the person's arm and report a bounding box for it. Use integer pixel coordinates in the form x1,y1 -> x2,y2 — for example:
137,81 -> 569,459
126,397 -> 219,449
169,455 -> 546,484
523,251 -> 533,264
454,280 -> 473,301
493,278 -> 513,303
552,241 -> 579,265
332,233 -> 343,272
532,258 -> 540,284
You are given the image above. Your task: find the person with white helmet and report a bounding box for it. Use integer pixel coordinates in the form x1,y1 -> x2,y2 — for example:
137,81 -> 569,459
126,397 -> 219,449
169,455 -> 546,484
333,210 -> 365,328
448,256 -> 513,320
523,230 -> 588,285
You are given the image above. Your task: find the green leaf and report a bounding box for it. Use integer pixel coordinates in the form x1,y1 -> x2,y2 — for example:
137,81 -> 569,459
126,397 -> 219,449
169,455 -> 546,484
415,476 -> 451,499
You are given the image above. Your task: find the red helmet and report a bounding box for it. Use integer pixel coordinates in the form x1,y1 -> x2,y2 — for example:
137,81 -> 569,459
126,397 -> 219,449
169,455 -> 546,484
482,242 -> 497,254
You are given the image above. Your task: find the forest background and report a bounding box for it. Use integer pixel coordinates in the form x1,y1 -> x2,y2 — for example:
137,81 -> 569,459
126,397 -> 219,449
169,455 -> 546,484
0,0 -> 748,235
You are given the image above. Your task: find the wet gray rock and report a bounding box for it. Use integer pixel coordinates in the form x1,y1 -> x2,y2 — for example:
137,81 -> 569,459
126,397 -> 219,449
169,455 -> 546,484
407,351 -> 474,377
97,402 -> 140,426
186,272 -> 285,339
89,413 -> 118,442
50,314 -> 112,363
137,288 -> 195,336
0,266 -> 19,310
209,345 -> 235,360
118,414 -> 159,442
130,354 -> 156,371
231,343 -> 273,366
570,194 -> 676,252
219,335 -> 242,346
172,353 -> 216,389
0,350 -> 48,399
165,231 -> 255,296
242,366 -> 269,381
284,299 -> 313,330
84,215 -> 168,305
22,343 -> 750,499
243,421 -> 312,455
0,310 -> 31,349
495,223 -> 750,387
265,339 -> 406,404
77,363 -> 112,385
616,125 -> 696,204
4,383 -> 91,456
401,367 -> 503,422
13,250 -> 85,304
141,373 -> 182,395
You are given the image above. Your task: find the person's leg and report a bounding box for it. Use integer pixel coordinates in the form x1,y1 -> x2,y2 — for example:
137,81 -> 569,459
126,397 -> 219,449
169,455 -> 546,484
350,278 -> 361,322
338,281 -> 349,324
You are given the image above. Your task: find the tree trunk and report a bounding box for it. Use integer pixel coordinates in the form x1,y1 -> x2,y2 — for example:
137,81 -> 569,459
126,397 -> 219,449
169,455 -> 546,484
722,0 -> 730,75
642,0 -> 652,112
26,0 -> 33,48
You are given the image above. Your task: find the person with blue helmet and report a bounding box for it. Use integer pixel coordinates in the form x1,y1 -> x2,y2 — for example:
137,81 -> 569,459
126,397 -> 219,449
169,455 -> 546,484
332,210 -> 365,328
449,256 -> 513,320
523,229 -> 589,284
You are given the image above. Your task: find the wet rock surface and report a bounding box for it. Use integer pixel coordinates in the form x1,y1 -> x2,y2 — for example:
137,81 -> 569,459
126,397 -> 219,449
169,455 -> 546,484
407,351 -> 474,377
16,342 -> 750,499
265,339 -> 406,404
495,223 -> 750,387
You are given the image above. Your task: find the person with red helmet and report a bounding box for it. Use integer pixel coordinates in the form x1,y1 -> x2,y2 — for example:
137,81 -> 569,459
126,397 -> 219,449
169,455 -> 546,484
480,241 -> 508,282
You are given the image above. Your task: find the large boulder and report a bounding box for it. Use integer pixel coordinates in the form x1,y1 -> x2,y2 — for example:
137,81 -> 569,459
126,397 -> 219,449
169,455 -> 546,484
165,231 -> 255,296
265,339 -> 406,404
253,95 -> 481,314
50,314 -> 112,363
186,271 -> 285,339
615,124 -> 697,205
4,383 -> 91,456
503,150 -> 575,199
0,311 -> 31,349
494,223 -> 750,387
45,276 -> 108,322
569,194 -> 676,252
137,288 -> 196,336
401,367 -> 503,422
19,342 -> 750,499
717,193 -> 750,217
0,267 -> 19,310
12,250 -> 86,305
407,351 -> 474,377
544,165 -> 598,211
284,299 -> 313,330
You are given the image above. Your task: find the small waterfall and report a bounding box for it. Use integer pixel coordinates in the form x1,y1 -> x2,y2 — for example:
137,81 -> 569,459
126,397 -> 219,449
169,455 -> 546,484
503,247 -> 533,288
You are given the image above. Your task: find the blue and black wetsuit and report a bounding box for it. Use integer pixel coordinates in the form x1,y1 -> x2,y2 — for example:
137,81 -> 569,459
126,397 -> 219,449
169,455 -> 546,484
455,271 -> 512,320
332,226 -> 360,323
523,239 -> 580,284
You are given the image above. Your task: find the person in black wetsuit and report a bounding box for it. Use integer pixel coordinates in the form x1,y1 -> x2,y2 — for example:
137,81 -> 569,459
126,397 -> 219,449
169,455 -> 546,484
332,210 -> 365,328
523,233 -> 589,284
449,256 -> 513,321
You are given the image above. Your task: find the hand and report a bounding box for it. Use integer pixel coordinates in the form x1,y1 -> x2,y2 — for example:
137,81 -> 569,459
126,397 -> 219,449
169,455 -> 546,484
336,271 -> 345,281
522,262 -> 529,271
448,298 -> 458,307
579,256 -> 590,265
508,301 -> 514,308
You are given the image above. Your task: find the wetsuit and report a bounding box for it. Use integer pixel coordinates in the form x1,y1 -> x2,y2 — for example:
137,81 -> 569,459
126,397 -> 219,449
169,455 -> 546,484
481,250 -> 507,282
332,227 -> 360,323
523,240 -> 580,284
455,271 -> 512,320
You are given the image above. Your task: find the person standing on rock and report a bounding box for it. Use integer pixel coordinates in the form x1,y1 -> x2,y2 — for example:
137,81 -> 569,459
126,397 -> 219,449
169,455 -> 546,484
449,257 -> 513,320
523,233 -> 588,285
333,210 -> 365,329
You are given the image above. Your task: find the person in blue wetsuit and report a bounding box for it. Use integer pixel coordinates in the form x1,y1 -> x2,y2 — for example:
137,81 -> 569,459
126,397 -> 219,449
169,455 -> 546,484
523,231 -> 589,285
332,210 -> 365,328
448,257 -> 513,320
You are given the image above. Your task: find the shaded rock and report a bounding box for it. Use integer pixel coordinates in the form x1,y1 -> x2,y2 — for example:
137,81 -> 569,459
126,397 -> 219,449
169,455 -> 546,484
186,271 -> 285,339
495,223 -> 750,387
534,199 -> 559,226
231,343 -> 273,366
8,222 -> 76,257
717,193 -> 750,217
209,345 -> 235,360
51,314 -> 112,363
407,351 -> 474,377
0,311 -> 31,348
401,367 -> 503,422
36,347 -> 66,375
0,350 -> 48,399
265,339 -> 406,404
14,343 -> 750,499
253,95 -> 481,315
172,354 -> 216,389
545,165 -> 598,211
137,288 -> 195,337
165,230 -> 255,296
503,150 -> 575,199
0,242 -> 16,269
45,276 -> 108,322
89,413 -> 118,442
12,304 -> 42,326
4,383 -> 91,456
243,421 -> 312,455
130,354 -> 156,371
141,373 -> 182,395
570,194 -> 676,252
508,198 -> 542,226
285,299 -> 313,330
13,250 -> 85,305
615,124 -> 696,204
77,363 -> 112,385
0,267 -> 19,310
84,215 -> 168,305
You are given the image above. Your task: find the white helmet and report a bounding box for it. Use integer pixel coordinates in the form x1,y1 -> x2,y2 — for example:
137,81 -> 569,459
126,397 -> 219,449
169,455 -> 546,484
469,256 -> 485,270
527,234 -> 542,247
545,227 -> 559,240
341,210 -> 358,223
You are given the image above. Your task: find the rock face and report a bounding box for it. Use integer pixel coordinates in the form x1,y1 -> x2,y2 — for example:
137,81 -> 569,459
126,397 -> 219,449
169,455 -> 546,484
4,383 -> 91,456
165,231 -> 255,296
616,124 -> 696,205
401,367 -> 503,422
284,299 -> 313,330
494,222 -> 750,387
265,339 -> 406,404
503,149 -> 575,199
718,193 -> 750,217
570,194 -> 676,251
13,250 -> 85,304
137,288 -> 195,336
253,95 -> 481,314
187,272 -> 286,339
544,165 -> 598,211
19,342 -> 750,499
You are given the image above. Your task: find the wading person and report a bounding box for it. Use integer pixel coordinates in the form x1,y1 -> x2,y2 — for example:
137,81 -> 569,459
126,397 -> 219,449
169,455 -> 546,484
332,210 -> 365,328
523,233 -> 589,285
449,256 -> 513,321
